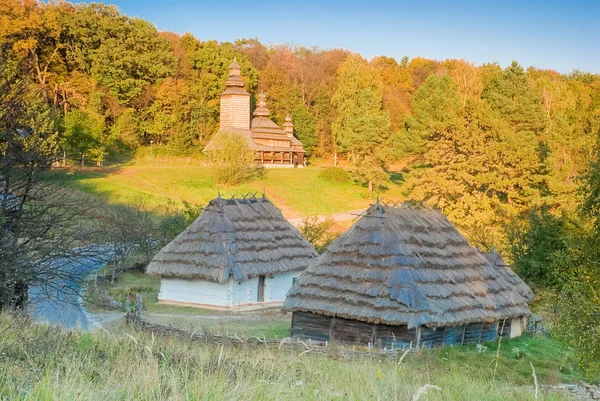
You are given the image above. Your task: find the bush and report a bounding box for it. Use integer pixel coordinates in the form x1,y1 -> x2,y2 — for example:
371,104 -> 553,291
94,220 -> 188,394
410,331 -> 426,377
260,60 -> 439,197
299,216 -> 339,254
207,131 -> 262,185
554,262 -> 600,381
319,167 -> 352,183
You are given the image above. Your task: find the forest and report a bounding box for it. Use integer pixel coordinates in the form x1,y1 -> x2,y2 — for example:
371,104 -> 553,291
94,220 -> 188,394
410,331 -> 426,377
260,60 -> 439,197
3,1 -> 600,244
1,0 -> 600,381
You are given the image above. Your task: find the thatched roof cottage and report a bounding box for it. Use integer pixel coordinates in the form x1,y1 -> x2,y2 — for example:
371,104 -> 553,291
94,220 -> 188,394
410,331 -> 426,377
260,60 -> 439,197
283,203 -> 533,348
203,58 -> 307,167
147,195 -> 318,310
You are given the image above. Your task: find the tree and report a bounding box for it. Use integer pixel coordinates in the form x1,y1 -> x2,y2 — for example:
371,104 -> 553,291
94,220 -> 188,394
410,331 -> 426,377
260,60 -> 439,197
99,198 -> 161,283
0,52 -> 102,311
403,74 -> 551,246
291,104 -> 316,156
507,208 -> 569,289
371,55 -> 413,131
404,74 -> 462,156
331,54 -> 391,196
63,108 -> 104,166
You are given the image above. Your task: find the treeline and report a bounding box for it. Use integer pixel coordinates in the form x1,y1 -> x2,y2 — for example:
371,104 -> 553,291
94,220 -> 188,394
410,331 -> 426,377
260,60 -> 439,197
2,1 -> 600,242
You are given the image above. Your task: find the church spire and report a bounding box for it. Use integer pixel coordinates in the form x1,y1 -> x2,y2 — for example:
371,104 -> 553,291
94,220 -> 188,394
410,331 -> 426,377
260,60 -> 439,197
253,92 -> 270,117
220,57 -> 250,130
224,57 -> 245,90
283,114 -> 294,138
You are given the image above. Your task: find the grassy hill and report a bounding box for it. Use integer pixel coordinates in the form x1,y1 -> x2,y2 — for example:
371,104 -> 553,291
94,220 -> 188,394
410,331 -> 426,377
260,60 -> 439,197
56,156 -> 406,219
0,313 -> 582,400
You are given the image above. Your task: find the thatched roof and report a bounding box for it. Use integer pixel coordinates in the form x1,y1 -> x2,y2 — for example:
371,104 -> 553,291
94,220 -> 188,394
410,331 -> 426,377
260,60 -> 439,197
481,250 -> 533,301
283,203 -> 532,328
146,196 -> 318,283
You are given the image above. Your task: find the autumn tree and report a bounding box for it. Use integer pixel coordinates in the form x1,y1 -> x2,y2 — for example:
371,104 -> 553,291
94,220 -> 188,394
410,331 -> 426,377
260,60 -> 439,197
371,56 -> 413,131
0,52 -> 103,310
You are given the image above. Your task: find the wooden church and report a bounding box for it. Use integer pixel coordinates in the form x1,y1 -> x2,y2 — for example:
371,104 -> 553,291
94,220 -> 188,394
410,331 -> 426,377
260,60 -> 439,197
204,58 -> 308,167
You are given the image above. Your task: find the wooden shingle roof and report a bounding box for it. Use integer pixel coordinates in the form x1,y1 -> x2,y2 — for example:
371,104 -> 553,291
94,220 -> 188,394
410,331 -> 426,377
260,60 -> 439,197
284,203 -> 532,328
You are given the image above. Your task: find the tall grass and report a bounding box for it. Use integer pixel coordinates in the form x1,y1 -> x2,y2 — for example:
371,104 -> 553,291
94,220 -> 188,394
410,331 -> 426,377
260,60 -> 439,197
0,314 -> 575,400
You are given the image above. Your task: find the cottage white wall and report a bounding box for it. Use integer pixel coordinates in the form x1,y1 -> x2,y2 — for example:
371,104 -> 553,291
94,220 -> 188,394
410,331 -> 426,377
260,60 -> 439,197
267,271 -> 301,302
159,278 -> 230,307
231,276 -> 258,306
159,270 -> 303,309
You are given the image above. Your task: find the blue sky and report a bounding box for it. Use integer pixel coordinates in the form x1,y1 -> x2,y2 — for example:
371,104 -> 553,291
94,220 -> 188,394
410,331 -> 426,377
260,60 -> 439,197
92,0 -> 598,73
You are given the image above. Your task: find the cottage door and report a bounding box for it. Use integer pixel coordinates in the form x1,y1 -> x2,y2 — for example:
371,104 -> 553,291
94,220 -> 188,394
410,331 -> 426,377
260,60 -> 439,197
257,275 -> 265,302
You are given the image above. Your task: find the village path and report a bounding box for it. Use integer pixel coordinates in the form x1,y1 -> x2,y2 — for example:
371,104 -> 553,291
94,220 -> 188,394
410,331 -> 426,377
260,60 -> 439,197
285,209 -> 366,229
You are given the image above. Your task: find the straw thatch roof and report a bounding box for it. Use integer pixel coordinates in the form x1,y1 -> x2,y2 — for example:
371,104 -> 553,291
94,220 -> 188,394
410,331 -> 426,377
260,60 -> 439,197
481,250 -> 533,301
283,203 -> 532,328
146,196 -> 318,283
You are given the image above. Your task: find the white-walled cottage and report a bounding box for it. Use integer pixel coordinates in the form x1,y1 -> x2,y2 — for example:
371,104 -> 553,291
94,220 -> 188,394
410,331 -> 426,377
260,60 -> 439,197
146,195 -> 318,310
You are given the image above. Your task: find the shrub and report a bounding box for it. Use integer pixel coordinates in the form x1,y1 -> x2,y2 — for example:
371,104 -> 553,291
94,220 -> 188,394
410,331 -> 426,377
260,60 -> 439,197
554,263 -> 600,381
319,167 -> 352,183
207,131 -> 262,185
299,216 -> 339,254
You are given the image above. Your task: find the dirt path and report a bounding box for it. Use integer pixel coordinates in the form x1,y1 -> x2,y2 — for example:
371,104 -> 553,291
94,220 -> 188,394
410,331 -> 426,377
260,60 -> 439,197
287,208 -> 366,229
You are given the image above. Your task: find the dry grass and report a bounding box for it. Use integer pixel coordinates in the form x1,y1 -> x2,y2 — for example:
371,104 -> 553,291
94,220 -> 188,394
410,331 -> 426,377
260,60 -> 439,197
0,314 -> 578,400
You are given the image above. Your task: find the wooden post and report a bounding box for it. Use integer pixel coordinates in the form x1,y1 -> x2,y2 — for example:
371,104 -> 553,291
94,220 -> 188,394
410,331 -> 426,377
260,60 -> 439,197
261,151 -> 264,164
415,326 -> 421,349
329,316 -> 335,342
461,325 -> 466,346
478,322 -> 484,343
290,311 -> 295,337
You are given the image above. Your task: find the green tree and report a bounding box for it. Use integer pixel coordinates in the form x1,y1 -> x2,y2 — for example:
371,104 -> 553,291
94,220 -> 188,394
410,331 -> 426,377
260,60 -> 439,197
291,104 -> 316,156
507,208 -> 569,289
331,54 -> 391,196
63,109 -> 104,166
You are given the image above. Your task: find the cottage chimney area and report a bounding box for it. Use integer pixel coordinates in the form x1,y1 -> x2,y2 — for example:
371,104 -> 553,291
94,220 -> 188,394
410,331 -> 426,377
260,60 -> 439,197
283,115 -> 294,138
220,57 -> 250,130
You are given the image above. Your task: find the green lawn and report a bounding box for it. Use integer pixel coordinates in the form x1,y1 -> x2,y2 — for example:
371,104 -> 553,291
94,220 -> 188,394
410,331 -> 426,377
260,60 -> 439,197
56,158 -> 406,218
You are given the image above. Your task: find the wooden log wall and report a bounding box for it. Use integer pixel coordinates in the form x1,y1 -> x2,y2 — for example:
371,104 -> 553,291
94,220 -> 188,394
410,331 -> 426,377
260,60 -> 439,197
292,312 -> 517,349
292,312 -> 415,348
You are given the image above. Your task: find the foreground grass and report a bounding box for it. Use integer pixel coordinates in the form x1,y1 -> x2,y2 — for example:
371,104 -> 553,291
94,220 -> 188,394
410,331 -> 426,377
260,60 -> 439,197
55,159 -> 406,217
0,314 -> 581,400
